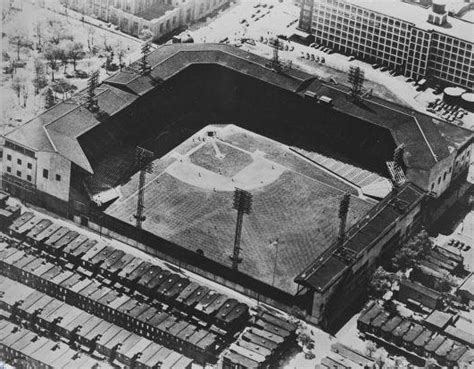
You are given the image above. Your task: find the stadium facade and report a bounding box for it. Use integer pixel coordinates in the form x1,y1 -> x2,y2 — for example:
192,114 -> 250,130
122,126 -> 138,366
1,44 -> 472,329
298,0 -> 474,89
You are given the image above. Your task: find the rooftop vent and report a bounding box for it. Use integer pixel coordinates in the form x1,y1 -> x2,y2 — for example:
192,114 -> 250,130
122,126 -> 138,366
319,96 -> 333,105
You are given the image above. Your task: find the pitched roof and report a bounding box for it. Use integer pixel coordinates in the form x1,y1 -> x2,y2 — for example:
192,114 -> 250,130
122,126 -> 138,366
5,43 -> 471,179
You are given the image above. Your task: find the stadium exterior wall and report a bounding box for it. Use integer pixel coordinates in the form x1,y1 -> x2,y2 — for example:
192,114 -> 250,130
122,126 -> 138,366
309,196 -> 423,329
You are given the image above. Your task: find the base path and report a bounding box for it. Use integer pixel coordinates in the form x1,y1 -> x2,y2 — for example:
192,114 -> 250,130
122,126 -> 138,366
165,151 -> 285,191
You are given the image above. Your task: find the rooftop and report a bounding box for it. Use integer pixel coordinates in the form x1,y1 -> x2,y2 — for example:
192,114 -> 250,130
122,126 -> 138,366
135,3 -> 176,21
346,0 -> 474,43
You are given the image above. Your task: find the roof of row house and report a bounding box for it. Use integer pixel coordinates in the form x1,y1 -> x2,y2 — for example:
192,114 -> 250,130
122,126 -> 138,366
0,276 -> 195,368
7,212 -> 250,327
222,310 -> 297,367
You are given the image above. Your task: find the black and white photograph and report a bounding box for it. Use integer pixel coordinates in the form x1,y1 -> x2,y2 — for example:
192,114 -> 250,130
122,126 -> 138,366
0,0 -> 473,367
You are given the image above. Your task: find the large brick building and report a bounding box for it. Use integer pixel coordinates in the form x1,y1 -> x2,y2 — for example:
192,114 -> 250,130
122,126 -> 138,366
64,0 -> 229,41
298,0 -> 474,89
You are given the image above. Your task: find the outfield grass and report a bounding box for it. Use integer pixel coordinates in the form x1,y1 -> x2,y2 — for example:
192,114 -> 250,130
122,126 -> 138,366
105,125 -> 375,294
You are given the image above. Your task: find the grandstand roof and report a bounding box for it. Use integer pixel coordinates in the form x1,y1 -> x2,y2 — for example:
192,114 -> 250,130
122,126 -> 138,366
296,182 -> 425,291
4,44 -> 470,176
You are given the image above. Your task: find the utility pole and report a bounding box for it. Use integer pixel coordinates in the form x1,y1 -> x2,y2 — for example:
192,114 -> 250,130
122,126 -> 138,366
134,147 -> 153,229
230,188 -> 253,270
338,193 -> 351,244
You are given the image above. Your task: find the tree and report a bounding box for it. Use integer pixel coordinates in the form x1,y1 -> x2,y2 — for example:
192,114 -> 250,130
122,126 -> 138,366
438,272 -> 457,292
138,27 -> 154,41
44,44 -> 64,81
11,75 -> 24,104
33,59 -> 47,95
87,27 -> 96,53
45,17 -> 71,44
373,347 -> 388,368
369,266 -> 397,298
44,88 -> 56,109
115,41 -> 126,69
66,42 -> 85,71
365,341 -> 377,358
21,85 -> 29,108
8,28 -> 32,60
391,229 -> 433,271
348,65 -> 365,100
59,41 -> 71,73
34,21 -> 44,50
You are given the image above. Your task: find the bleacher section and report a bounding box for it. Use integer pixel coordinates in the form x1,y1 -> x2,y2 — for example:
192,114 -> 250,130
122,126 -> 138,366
292,147 -> 392,199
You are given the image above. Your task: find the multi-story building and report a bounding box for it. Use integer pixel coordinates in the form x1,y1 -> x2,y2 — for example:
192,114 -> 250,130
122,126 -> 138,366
109,0 -> 229,40
65,0 -> 230,41
64,0 -> 112,21
298,0 -> 473,89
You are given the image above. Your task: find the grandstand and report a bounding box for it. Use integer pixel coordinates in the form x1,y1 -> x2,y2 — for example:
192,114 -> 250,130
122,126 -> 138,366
105,125 -> 375,294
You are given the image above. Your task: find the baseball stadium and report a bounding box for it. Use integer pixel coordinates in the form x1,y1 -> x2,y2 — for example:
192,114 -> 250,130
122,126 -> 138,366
3,43 -> 472,327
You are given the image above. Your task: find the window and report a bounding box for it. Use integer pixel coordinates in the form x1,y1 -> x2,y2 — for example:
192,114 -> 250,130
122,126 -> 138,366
27,163 -> 32,169
7,154 -> 11,161
6,166 -> 11,173
56,174 -> 61,182
27,175 -> 32,182
43,169 -> 49,179
17,158 -> 22,165
16,171 -> 21,177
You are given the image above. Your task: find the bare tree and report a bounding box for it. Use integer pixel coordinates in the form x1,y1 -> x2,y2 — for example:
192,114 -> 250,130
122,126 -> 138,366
44,44 -> 64,81
8,28 -> 31,60
21,85 -> 29,108
365,341 -> 377,358
11,75 -> 25,104
33,58 -> 47,95
87,27 -> 96,53
67,42 -> 85,71
34,21 -> 44,50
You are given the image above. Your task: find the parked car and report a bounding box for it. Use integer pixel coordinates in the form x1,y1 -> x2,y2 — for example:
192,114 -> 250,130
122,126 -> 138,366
75,70 -> 89,79
372,63 -> 379,69
380,66 -> 389,72
348,56 -> 355,61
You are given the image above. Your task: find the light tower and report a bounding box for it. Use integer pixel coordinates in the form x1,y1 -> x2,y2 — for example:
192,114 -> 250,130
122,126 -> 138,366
230,188 -> 253,270
267,38 -> 292,72
338,192 -> 351,244
139,41 -> 152,75
86,70 -> 100,112
348,65 -> 365,100
134,147 -> 154,229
